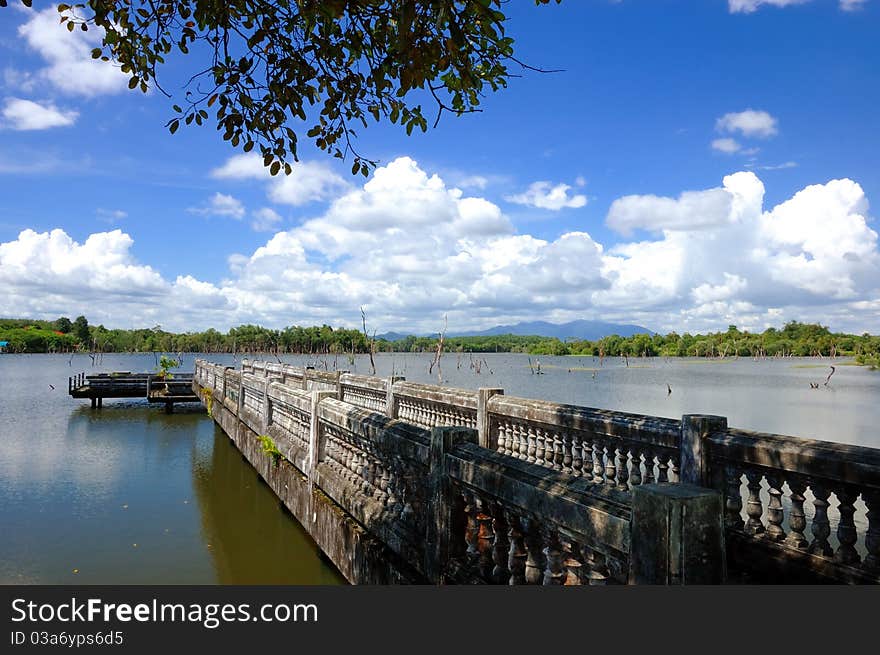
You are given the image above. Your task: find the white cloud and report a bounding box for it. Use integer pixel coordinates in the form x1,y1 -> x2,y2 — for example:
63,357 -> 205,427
840,0 -> 868,10
17,7 -> 128,97
728,0 -> 809,12
1,159 -> 878,335
506,181 -> 588,210
711,138 -> 742,154
1,97 -> 77,130
211,154 -> 349,206
716,110 -> 779,138
188,193 -> 245,219
606,183 -> 737,236
251,207 -> 283,232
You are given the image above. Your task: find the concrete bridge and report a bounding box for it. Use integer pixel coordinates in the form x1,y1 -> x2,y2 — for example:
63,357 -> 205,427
193,359 -> 880,584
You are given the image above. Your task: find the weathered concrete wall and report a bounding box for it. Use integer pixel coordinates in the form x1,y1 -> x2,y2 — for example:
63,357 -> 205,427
206,388 -> 424,584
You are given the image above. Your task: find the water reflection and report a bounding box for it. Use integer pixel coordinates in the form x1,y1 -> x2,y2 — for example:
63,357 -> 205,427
0,354 -> 342,584
192,426 -> 344,584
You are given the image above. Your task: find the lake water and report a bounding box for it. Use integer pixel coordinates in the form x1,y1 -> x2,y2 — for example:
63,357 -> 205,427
2,351 -> 878,584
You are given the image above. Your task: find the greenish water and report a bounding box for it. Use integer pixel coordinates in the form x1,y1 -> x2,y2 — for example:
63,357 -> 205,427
0,353 -> 343,584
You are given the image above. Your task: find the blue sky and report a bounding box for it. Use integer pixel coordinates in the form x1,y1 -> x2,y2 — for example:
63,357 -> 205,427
0,0 -> 878,334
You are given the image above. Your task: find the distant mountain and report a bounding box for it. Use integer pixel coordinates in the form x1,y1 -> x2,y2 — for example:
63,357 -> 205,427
378,320 -> 653,341
375,331 -> 413,341
451,320 -> 653,340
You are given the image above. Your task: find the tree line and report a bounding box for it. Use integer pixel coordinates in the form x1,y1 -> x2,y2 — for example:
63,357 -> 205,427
1,317 -> 878,365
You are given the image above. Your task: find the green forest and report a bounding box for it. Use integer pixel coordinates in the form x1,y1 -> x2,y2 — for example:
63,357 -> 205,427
1,317 -> 878,368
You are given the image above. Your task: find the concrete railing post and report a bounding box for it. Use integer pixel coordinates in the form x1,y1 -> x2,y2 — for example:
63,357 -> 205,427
262,377 -> 283,433
236,375 -> 244,418
308,390 -> 337,484
477,388 -> 504,449
425,426 -> 477,584
628,483 -> 726,584
386,376 -> 405,419
680,414 -> 727,487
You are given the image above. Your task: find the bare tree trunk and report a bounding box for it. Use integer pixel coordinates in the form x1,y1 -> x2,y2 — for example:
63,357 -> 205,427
361,307 -> 376,375
428,315 -> 447,382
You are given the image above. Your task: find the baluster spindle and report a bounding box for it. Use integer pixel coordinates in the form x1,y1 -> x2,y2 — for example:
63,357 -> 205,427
518,426 -> 529,460
604,442 -> 617,486
629,448 -> 642,487
657,454 -> 669,483
542,529 -> 565,585
643,449 -> 656,485
526,426 -> 537,464
506,512 -> 527,585
571,436 -> 583,477
534,426 -> 546,466
785,477 -> 808,549
553,432 -> 564,472
616,447 -> 629,491
744,470 -> 765,535
475,497 -> 495,580
491,502 -> 510,584
724,465 -> 744,532
562,433 -> 573,475
592,441 -> 605,484
523,519 -> 546,585
834,487 -> 860,566
808,484 -> 833,557
497,421 -> 508,455
765,474 -> 786,542
462,491 -> 480,567
582,438 -> 595,480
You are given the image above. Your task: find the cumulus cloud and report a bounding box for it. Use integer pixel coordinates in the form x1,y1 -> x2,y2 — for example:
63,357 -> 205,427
1,158 -> 878,334
188,193 -> 246,220
506,181 -> 588,210
606,183 -> 737,236
16,7 -> 128,97
716,110 -> 779,138
1,97 -> 77,130
211,155 -> 349,206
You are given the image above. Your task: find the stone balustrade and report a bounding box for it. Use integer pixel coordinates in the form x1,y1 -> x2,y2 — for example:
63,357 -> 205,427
193,359 -> 880,585
704,427 -> 880,583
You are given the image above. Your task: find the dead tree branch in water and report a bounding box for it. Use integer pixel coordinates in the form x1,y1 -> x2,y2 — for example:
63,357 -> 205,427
824,365 -> 836,387
428,315 -> 447,382
360,307 -> 376,375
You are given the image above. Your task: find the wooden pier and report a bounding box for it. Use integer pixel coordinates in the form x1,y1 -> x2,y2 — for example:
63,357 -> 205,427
68,371 -> 199,412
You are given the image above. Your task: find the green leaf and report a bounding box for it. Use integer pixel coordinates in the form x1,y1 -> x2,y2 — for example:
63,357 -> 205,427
269,161 -> 281,176
128,76 -> 139,90
168,120 -> 179,135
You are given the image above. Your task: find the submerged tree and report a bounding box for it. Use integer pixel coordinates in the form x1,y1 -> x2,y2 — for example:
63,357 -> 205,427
2,0 -> 561,175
